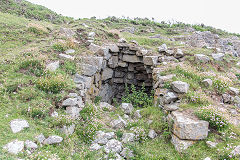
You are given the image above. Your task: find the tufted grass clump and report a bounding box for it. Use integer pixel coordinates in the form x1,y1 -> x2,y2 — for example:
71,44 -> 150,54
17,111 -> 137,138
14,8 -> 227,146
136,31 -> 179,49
195,109 -> 228,131
51,114 -> 75,127
213,79 -> 229,94
36,75 -> 66,93
52,43 -> 66,52
184,91 -> 209,106
19,59 -> 45,77
76,104 -> 101,144
61,60 -> 77,75
122,83 -> 154,108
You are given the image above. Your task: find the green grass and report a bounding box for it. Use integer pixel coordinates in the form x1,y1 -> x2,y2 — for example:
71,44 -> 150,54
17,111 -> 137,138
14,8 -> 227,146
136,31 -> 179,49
0,0 -> 72,24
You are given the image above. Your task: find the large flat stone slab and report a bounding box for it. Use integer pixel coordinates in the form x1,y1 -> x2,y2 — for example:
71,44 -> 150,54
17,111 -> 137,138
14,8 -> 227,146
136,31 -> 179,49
171,111 -> 209,140
122,55 -> 142,63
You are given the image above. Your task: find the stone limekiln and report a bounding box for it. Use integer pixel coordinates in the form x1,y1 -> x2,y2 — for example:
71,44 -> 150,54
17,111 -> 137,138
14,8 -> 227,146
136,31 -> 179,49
75,42 -> 159,103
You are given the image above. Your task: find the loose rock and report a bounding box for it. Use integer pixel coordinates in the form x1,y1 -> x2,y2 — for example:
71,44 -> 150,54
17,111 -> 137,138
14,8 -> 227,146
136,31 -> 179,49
3,140 -> 24,155
120,103 -> 134,115
171,81 -> 189,93
43,136 -> 63,145
10,119 -> 29,133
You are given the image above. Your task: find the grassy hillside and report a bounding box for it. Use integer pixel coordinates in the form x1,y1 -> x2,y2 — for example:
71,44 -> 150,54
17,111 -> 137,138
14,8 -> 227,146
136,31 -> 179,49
0,0 -> 72,23
0,1 -> 239,160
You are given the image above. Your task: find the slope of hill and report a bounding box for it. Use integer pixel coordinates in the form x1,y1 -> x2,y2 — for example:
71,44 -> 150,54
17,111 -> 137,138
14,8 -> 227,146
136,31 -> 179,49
0,0 -> 72,23
0,1 -> 240,160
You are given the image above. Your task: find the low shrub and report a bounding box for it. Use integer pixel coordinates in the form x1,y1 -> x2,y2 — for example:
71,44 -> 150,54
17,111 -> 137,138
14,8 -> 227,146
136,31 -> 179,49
4,83 -> 19,93
213,79 -> 229,94
20,100 -> 50,119
17,87 -> 40,101
141,107 -> 171,139
51,114 -> 75,127
184,91 -> 209,106
52,43 -> 66,52
76,104 -> 101,143
61,60 -> 77,75
122,83 -> 154,108
36,75 -> 66,93
19,59 -> 45,77
195,109 -> 228,131
94,96 -> 102,105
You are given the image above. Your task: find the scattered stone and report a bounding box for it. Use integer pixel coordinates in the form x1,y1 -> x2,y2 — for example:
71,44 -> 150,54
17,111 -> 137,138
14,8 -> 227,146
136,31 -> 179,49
120,103 -> 134,115
25,140 -> 38,150
148,130 -> 157,139
50,111 -> 58,117
175,49 -> 184,58
90,143 -> 102,151
231,145 -> 240,156
99,102 -> 115,111
94,131 -> 115,145
62,98 -> 78,107
120,148 -> 134,158
163,92 -> 178,104
212,53 -> 224,61
171,111 -> 209,140
164,103 -> 179,111
134,110 -> 142,119
202,79 -> 213,87
118,38 -> 127,43
66,106 -> 81,119
46,61 -> 59,72
171,81 -> 189,93
195,54 -> 210,63
222,94 -> 234,103
229,87 -> 239,96
43,136 -> 63,145
104,139 -> 123,153
171,134 -> 195,152
10,119 -> 29,133
59,28 -> 75,38
60,124 -> 75,135
157,74 -> 175,84
143,56 -> 158,66
206,141 -> 218,148
121,133 -> 135,143
158,44 -> 167,53
65,49 -> 75,54
59,54 -> 75,60
111,116 -> 127,129
88,32 -> 96,39
3,140 -> 24,155
35,133 -> 45,144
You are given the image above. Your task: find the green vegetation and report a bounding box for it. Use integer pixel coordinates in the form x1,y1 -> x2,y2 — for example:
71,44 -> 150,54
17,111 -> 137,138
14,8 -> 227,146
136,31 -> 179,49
0,0 -> 72,23
76,104 -> 102,144
18,59 -> 45,77
122,83 -> 154,108
36,75 -> 67,93
195,109 -> 228,131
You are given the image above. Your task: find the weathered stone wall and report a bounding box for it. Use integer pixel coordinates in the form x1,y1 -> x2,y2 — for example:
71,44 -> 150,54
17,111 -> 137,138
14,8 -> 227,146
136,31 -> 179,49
76,42 -> 159,103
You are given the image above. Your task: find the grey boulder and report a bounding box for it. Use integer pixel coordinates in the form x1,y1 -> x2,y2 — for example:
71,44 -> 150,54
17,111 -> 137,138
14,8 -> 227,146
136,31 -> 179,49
43,136 -> 63,145
3,140 -> 24,155
10,119 -> 29,133
171,81 -> 189,93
